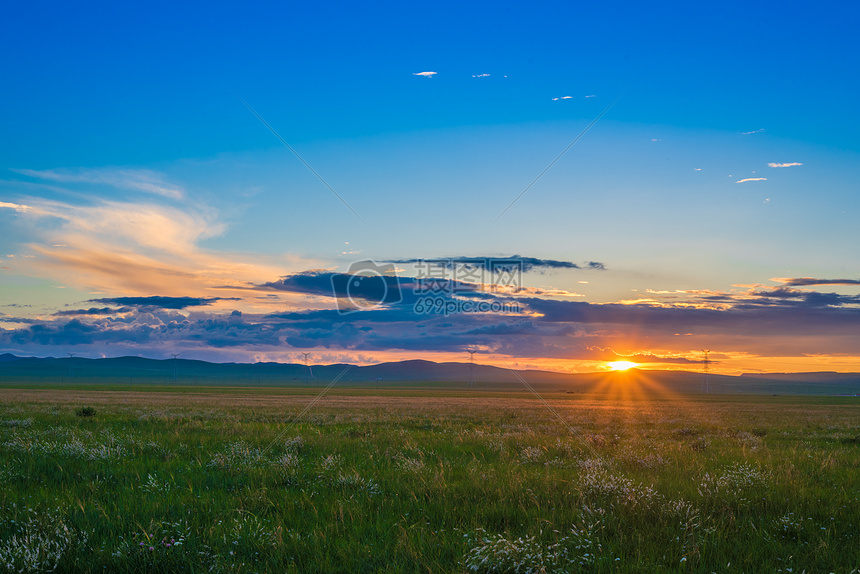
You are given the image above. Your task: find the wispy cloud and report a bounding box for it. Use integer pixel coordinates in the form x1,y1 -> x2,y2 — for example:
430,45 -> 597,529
736,177 -> 767,183
0,195 -> 294,298
0,201 -> 31,213
472,73 -> 490,78
768,162 -> 803,168
413,71 -> 436,77
13,168 -> 185,200
551,96 -> 573,101
341,242 -> 361,255
741,128 -> 765,135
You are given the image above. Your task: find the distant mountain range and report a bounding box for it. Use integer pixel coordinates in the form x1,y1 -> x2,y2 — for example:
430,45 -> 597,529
1,354 -> 859,395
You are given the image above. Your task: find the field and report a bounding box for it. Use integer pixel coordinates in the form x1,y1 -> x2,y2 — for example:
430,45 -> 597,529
0,383 -> 859,573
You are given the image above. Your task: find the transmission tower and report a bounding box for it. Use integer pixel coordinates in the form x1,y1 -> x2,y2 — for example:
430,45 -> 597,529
700,349 -> 711,394
467,350 -> 477,388
171,353 -> 179,382
302,353 -> 314,385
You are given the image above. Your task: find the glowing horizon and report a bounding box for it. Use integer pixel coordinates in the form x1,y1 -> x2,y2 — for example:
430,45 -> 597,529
606,361 -> 638,371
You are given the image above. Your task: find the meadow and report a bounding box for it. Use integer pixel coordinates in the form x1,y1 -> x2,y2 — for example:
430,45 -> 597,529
0,383 -> 858,573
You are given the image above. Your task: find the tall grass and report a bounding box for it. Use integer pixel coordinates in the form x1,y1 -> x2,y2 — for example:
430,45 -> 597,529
0,389 -> 858,572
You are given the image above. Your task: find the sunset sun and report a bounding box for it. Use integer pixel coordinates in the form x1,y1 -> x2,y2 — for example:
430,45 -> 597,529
607,361 -> 638,371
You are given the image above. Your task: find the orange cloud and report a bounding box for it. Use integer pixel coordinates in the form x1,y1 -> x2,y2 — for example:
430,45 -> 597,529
1,196 -> 315,310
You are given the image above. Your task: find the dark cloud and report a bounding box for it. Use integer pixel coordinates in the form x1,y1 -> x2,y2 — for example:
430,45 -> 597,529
260,271 -> 412,308
259,271 -> 484,307
0,317 -> 40,324
55,307 -> 132,316
744,288 -> 860,308
259,272 -> 336,297
1,313 -> 281,349
773,277 -> 860,287
7,319 -> 104,346
522,297 -> 860,336
266,307 -> 418,325
637,286 -> 860,311
390,255 -> 604,273
90,296 -> 237,310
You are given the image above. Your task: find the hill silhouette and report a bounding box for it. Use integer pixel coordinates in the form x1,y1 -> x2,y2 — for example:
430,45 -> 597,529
0,354 -> 859,395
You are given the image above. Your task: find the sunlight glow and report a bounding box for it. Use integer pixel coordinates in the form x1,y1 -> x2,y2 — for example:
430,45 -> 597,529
607,361 -> 638,371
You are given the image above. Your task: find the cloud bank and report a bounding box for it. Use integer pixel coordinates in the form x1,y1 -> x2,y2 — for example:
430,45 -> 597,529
3,268 -> 859,369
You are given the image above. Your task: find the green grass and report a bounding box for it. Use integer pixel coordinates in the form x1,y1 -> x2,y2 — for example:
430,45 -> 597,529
0,387 -> 858,573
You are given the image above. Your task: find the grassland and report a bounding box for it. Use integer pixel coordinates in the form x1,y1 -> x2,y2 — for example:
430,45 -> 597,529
0,383 -> 859,573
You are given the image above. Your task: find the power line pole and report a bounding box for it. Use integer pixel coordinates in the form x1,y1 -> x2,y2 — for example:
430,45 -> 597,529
67,352 -> 75,379
171,353 -> 179,382
467,350 -> 477,388
700,349 -> 711,394
302,353 -> 313,386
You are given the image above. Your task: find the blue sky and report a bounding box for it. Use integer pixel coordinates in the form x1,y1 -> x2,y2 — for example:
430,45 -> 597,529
1,0 -> 859,373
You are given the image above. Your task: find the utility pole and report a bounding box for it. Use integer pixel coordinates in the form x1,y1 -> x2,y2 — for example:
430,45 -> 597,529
700,349 -> 711,394
302,353 -> 313,386
467,350 -> 477,388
